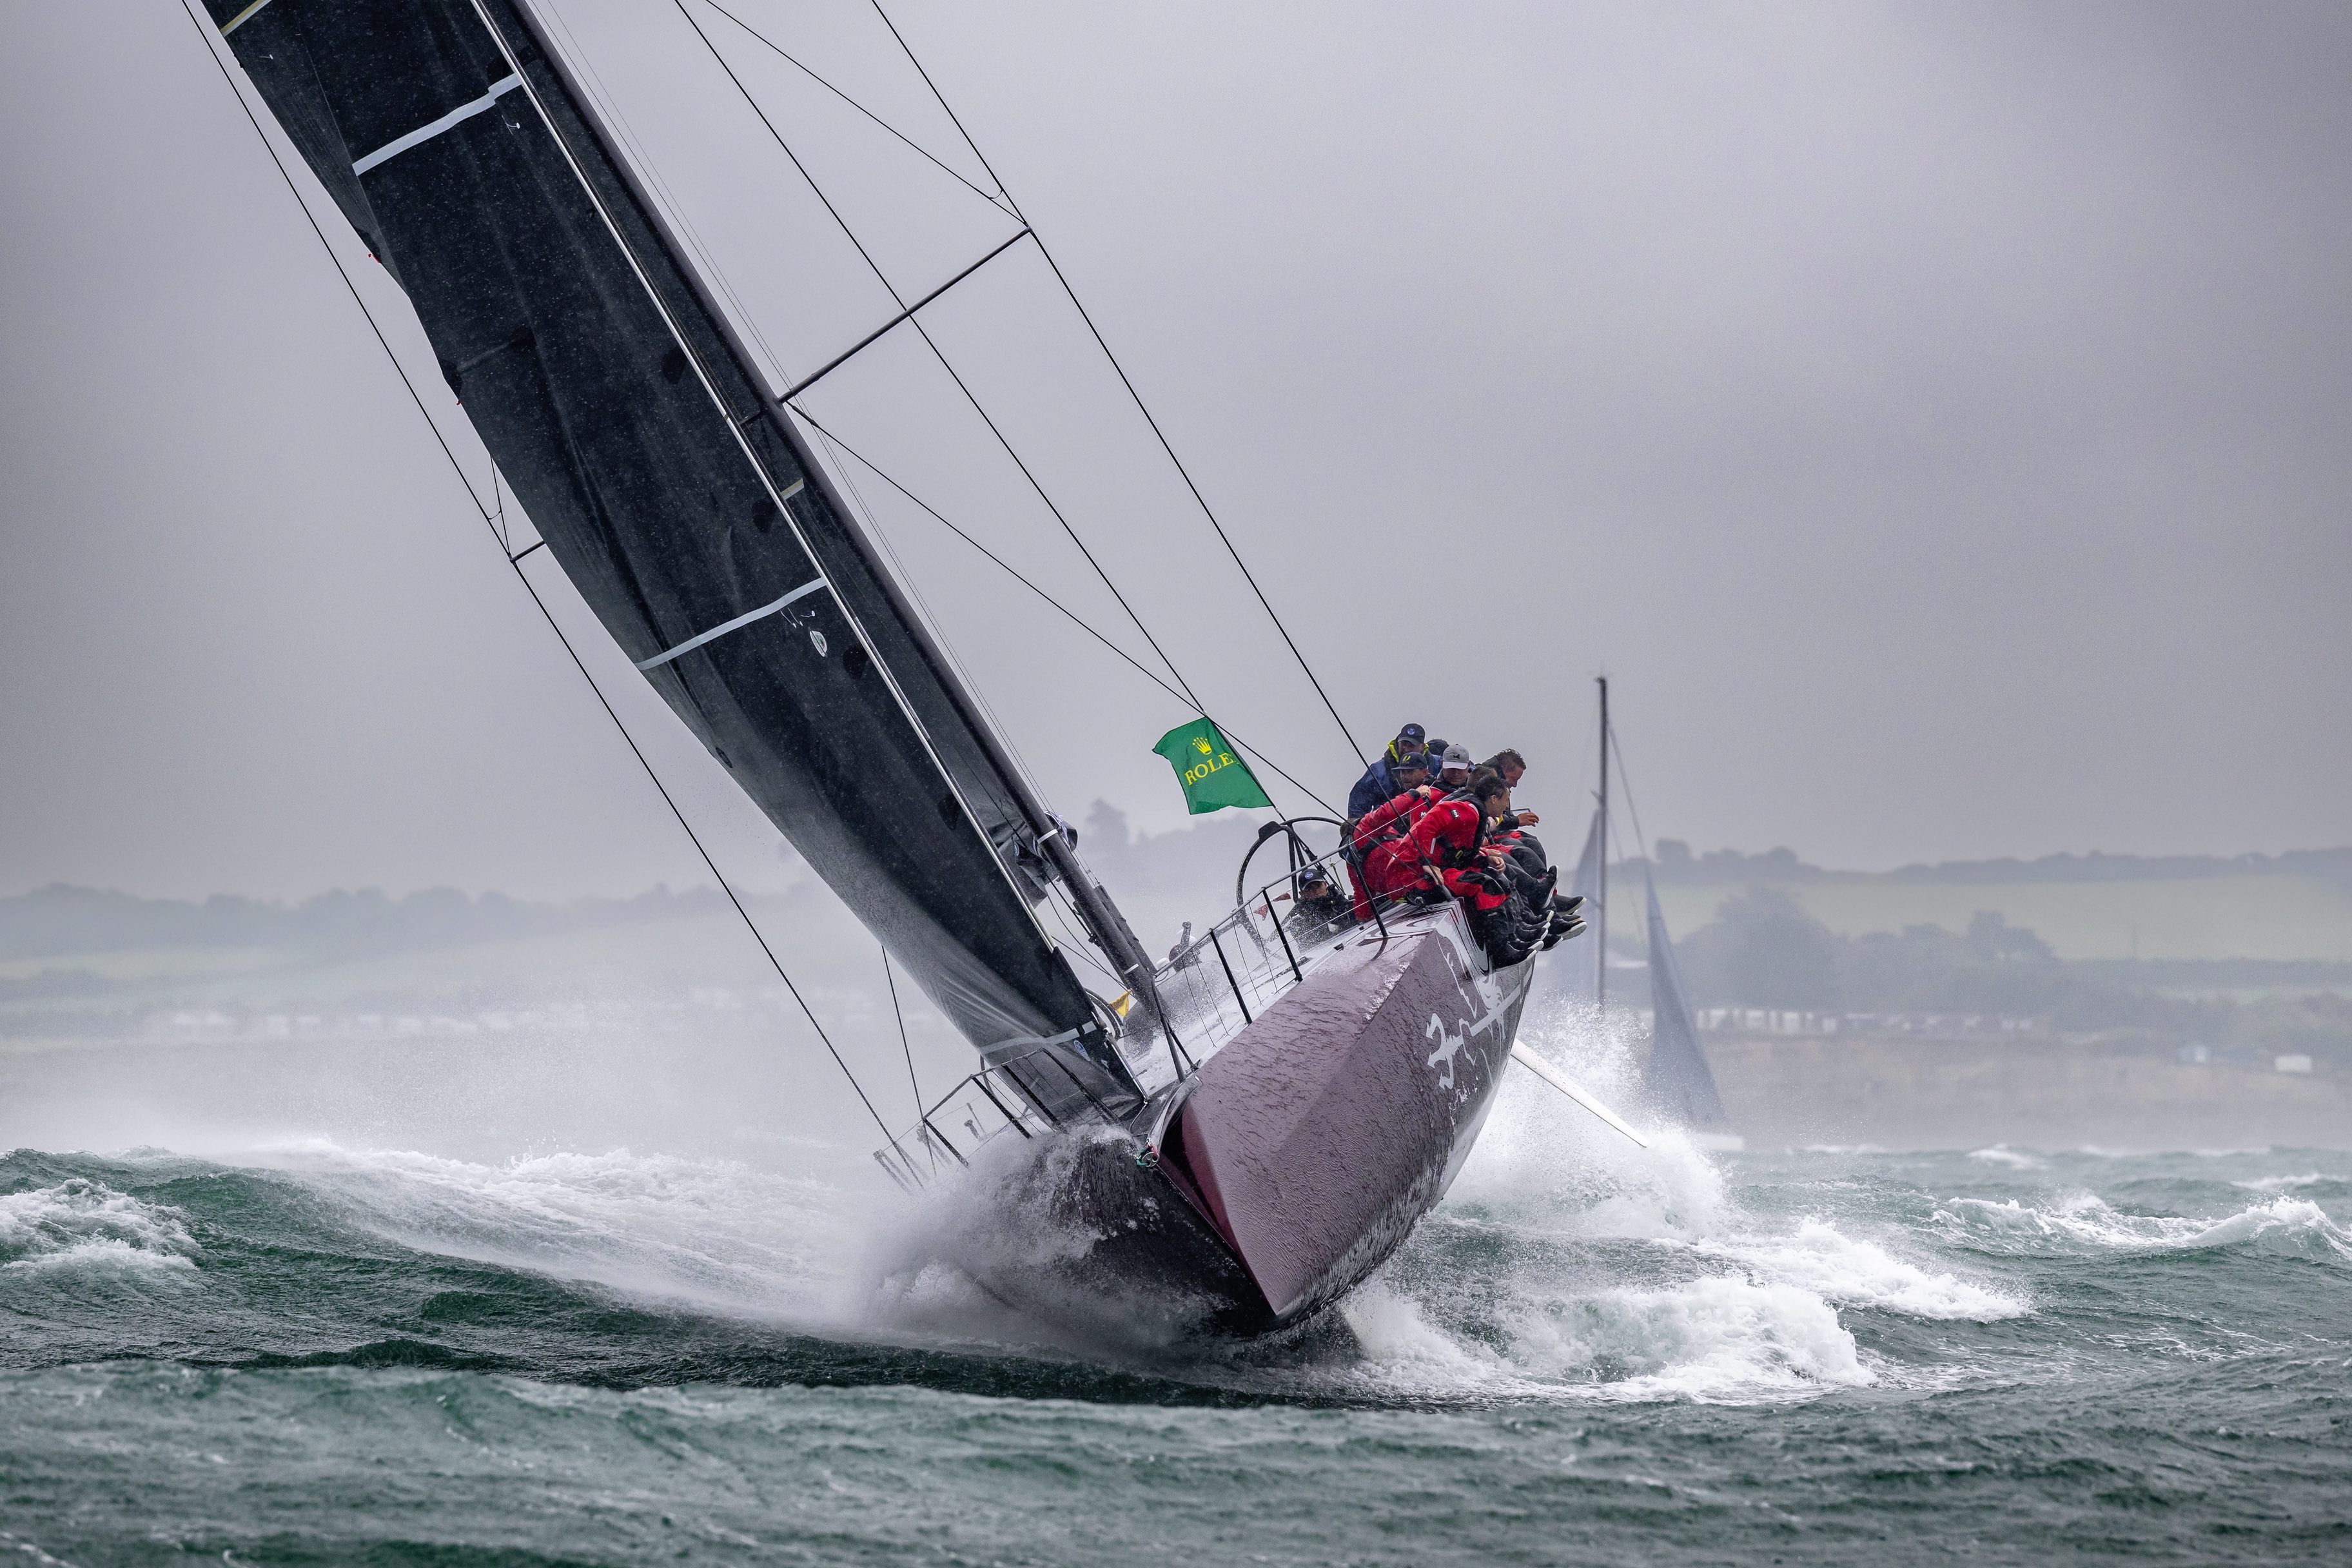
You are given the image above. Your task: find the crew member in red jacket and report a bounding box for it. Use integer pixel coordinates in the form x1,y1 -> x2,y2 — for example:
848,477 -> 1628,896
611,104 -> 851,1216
1351,778 -> 1438,856
1347,769 -> 1438,920
1363,776 -> 1514,912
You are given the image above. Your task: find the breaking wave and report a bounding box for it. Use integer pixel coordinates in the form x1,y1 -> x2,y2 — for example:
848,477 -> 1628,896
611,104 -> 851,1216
1936,1191 -> 2352,1261
240,1141 -> 850,1319
0,1178 -> 197,1273
1698,1219 -> 2027,1321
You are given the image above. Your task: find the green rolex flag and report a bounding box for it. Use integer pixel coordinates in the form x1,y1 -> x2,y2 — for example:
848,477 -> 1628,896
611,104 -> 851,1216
1152,717 -> 1273,814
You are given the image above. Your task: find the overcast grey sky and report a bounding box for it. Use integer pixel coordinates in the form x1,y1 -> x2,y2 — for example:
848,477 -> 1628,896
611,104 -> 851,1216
3,1 -> 2347,901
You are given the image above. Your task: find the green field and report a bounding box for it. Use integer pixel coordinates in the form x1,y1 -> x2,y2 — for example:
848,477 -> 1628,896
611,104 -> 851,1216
1649,874 -> 2352,963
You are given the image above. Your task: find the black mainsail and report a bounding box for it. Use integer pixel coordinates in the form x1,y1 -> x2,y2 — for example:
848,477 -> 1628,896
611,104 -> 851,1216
202,0 -> 1145,1110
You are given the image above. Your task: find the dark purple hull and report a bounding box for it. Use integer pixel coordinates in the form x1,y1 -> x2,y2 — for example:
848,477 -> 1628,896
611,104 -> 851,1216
1127,909 -> 1534,1329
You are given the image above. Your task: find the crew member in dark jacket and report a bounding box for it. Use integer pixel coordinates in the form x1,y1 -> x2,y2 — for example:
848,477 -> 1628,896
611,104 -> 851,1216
1346,745 -> 1430,820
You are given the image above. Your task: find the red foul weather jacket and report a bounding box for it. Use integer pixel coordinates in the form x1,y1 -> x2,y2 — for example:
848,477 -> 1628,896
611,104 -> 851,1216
1351,784 -> 1438,854
1363,798 -> 1507,912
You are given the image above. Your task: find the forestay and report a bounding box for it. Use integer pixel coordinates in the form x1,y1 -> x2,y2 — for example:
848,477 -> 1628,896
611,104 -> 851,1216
203,0 -> 1141,1108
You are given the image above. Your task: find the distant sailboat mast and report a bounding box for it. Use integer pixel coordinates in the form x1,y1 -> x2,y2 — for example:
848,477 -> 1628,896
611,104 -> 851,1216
1596,674 -> 1610,1010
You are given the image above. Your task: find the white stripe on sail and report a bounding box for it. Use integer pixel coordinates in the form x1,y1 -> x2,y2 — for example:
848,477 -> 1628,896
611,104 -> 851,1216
636,576 -> 827,671
353,75 -> 524,176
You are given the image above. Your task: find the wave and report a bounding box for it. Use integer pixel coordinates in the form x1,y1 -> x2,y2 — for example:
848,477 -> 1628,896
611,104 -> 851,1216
1344,1269 -> 1873,1404
1966,1145 -> 2046,1171
1700,1219 -> 2028,1321
1935,1193 -> 2352,1262
2235,1171 -> 2351,1197
235,1140 -> 855,1321
0,1177 -> 197,1274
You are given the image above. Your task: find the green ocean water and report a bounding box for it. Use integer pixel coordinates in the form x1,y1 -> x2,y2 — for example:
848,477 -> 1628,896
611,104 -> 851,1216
4,1047 -> 2349,1565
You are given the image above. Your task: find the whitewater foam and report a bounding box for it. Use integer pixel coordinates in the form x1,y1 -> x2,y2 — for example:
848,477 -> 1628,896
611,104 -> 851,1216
1331,997 -> 2028,1400
0,1178 -> 198,1273
1448,1005 -> 1729,1240
1937,1192 -> 2352,1260
1500,1275 -> 1872,1400
1705,1219 -> 2028,1321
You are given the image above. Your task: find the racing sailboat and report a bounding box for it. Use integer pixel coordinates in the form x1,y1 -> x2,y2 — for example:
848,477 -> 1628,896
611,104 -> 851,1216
1558,678 -> 1736,1142
191,0 -> 1623,1333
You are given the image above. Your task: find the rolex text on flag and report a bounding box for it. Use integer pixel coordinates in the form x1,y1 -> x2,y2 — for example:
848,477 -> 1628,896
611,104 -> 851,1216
1152,718 -> 1273,815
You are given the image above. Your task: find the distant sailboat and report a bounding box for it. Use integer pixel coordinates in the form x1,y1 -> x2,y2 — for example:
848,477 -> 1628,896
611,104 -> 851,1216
1554,679 -> 1738,1146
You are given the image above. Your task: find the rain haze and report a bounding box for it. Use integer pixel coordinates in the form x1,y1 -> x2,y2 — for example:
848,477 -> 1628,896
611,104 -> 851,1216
5,8 -> 2352,1563
3,1 -> 2348,902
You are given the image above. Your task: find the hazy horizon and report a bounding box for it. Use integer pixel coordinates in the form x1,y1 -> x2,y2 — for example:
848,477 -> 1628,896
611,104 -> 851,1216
6,1 -> 2349,903
7,821 -> 2352,906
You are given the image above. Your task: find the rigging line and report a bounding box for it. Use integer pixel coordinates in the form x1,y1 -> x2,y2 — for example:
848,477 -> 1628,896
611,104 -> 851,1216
1041,885 -> 1122,986
1606,714 -> 1654,865
864,0 -> 1006,201
880,943 -> 921,1121
890,310 -> 1210,712
790,407 -> 1339,816
671,0 -> 908,313
672,0 -> 1209,719
182,0 -> 895,1145
781,224 -> 1030,402
504,567 -> 894,1145
868,0 -> 1366,769
814,421 -> 1051,824
692,0 -> 1015,217
540,0 -> 794,399
181,1 -> 489,525
814,418 -> 1071,865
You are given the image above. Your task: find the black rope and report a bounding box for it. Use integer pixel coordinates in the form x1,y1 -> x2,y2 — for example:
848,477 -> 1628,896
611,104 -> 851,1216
692,0 -> 1015,217
182,0 -> 896,1145
793,409 -> 1338,815
868,0 -> 1367,769
671,0 -> 1211,720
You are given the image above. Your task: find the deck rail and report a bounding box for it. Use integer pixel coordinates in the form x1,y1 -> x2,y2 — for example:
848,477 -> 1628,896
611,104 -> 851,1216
876,838 -> 1440,1186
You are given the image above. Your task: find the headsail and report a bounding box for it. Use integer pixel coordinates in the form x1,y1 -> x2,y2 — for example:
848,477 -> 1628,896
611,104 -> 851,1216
1554,805 -> 1606,1004
202,0 -> 1142,1108
1642,875 -> 1729,1129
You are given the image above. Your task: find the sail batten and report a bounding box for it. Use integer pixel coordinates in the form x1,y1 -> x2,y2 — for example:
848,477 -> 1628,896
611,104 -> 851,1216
204,0 -> 1140,1101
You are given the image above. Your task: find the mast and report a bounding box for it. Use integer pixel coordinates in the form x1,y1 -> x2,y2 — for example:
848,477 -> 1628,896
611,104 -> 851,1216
499,0 -> 1161,1025
1596,674 -> 1609,1011
199,0 -> 1146,1109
